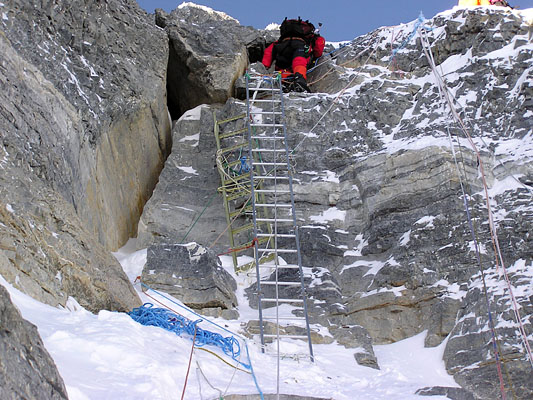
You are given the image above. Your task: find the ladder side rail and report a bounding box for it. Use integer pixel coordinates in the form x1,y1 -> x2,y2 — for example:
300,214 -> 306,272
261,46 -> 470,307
246,74 -> 266,352
279,79 -> 315,362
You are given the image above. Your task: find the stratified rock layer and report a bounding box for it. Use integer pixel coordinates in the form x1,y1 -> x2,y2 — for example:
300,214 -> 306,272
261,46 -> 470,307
140,7 -> 533,399
0,0 -> 174,310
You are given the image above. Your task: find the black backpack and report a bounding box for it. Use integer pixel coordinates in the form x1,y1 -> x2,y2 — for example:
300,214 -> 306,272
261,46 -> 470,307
279,18 -> 316,43
491,0 -> 513,7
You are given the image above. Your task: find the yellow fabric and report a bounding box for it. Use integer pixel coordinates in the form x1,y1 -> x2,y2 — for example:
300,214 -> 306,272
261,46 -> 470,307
458,0 -> 491,5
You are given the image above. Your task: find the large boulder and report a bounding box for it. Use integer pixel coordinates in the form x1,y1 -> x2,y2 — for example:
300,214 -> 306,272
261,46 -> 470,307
0,285 -> 68,400
155,3 -> 266,119
141,242 -> 238,319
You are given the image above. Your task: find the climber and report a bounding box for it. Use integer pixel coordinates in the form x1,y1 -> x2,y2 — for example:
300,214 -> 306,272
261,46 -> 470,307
261,17 -> 325,93
458,0 -> 512,6
458,0 -> 491,5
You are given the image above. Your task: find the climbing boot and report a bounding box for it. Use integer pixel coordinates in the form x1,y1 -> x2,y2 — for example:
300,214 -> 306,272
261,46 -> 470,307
291,72 -> 311,93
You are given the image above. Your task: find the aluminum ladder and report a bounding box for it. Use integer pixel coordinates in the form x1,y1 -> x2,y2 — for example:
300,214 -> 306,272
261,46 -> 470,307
245,73 -> 314,362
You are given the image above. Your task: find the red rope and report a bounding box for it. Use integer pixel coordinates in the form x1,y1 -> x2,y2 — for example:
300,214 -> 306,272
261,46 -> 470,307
217,237 -> 258,257
181,324 -> 198,400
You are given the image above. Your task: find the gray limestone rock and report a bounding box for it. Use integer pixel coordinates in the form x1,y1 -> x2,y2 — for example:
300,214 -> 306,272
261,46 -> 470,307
155,4 -> 266,119
1,0 -> 171,251
131,6 -> 533,399
141,242 -> 238,316
416,386 -> 475,400
0,285 -> 68,400
0,161 -> 141,312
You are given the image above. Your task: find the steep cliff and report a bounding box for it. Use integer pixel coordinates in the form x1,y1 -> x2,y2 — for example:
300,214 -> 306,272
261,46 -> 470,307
141,5 -> 533,399
0,0 -> 173,311
0,1 -> 531,399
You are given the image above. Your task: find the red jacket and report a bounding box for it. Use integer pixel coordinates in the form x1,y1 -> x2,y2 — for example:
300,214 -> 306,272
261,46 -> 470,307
262,35 -> 326,70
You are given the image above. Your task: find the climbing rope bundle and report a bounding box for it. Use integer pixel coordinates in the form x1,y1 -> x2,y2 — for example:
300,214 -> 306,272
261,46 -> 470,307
129,303 -> 250,369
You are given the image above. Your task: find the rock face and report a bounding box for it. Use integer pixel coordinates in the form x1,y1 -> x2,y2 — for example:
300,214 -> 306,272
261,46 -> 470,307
0,0 -> 174,310
140,6 -> 533,399
138,100 -> 245,252
0,286 -> 68,400
142,242 -> 238,318
154,4 -> 269,119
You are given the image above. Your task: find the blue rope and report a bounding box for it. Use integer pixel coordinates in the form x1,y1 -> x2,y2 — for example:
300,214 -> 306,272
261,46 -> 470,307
245,341 -> 264,400
129,303 -> 251,370
238,156 -> 250,174
133,282 -> 264,395
390,12 -> 433,61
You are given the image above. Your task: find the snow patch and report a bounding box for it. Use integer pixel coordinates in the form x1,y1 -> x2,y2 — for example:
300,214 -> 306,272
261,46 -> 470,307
177,165 -> 198,175
310,207 -> 346,224
399,230 -> 411,246
178,2 -> 239,23
180,104 -> 203,121
415,216 -> 436,228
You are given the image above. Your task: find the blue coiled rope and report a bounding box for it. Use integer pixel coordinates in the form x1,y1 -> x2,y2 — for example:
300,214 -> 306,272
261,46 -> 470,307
129,303 -> 251,370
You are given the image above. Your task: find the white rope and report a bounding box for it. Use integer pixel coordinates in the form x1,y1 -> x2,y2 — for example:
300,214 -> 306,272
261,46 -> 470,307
419,26 -> 533,370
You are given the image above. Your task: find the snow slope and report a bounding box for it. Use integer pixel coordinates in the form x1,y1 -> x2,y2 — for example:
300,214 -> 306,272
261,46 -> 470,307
0,246 -> 458,399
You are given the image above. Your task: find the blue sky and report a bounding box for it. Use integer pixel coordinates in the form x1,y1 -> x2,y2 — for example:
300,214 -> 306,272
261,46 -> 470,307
136,0 -> 533,42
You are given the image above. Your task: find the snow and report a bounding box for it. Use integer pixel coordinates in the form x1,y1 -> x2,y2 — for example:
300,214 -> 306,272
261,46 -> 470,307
415,216 -> 437,228
400,230 -> 411,246
321,170 -> 340,183
264,22 -> 279,31
0,242 -> 462,400
2,11 -> 7,21
6,203 -> 14,213
309,207 -> 346,223
180,104 -> 203,121
178,2 -> 239,23
177,165 -> 199,175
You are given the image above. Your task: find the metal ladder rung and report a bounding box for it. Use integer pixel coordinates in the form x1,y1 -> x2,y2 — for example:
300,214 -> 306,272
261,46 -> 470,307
229,205 -> 253,218
225,191 -> 250,201
256,218 -> 293,222
263,334 -> 309,339
255,203 -> 292,208
223,159 -> 244,169
249,87 -> 279,92
251,136 -> 285,140
218,128 -> 247,140
254,176 -> 289,180
254,162 -> 287,167
249,99 -> 281,103
216,114 -> 247,125
231,223 -> 254,235
258,248 -> 297,253
261,298 -> 304,303
262,316 -> 307,321
259,264 -> 300,269
221,141 -> 248,154
250,123 -> 284,128
250,111 -> 282,115
260,281 -> 301,286
255,189 -> 290,194
257,233 -> 296,238
223,172 -> 250,185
